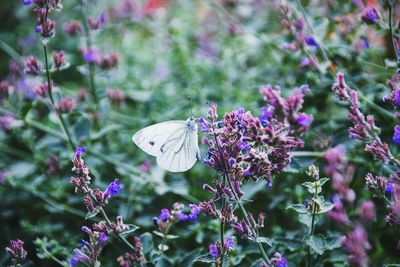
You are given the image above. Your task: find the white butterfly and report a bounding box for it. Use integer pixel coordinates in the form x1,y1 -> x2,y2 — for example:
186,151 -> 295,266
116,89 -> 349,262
132,117 -> 201,172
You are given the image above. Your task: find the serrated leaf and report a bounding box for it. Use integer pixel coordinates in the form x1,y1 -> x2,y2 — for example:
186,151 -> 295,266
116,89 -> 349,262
193,253 -> 215,263
85,209 -> 100,219
72,116 -> 91,141
256,237 -> 272,246
315,196 -> 334,214
306,234 -> 326,255
302,178 -> 329,194
286,203 -> 310,214
120,224 -> 139,235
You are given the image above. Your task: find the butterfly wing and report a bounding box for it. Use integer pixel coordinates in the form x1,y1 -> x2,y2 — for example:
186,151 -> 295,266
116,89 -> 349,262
132,121 -> 187,157
156,130 -> 200,172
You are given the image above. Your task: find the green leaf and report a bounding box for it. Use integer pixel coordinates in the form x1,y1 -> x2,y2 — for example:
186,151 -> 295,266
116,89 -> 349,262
140,232 -> 153,254
8,161 -> 36,179
286,203 -> 310,214
302,178 -> 329,194
85,209 -> 100,220
72,116 -> 91,141
180,248 -> 203,267
193,253 -> 215,263
256,237 -> 272,246
306,234 -> 326,255
325,236 -> 341,251
120,224 -> 139,236
273,237 -> 303,251
315,196 -> 334,214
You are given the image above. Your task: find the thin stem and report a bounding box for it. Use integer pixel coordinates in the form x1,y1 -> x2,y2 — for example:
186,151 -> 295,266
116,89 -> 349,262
98,207 -> 135,251
211,125 -> 271,265
295,0 -> 330,63
79,0 -> 98,104
43,44 -> 76,149
38,241 -> 68,266
307,180 -> 319,267
388,1 -> 399,60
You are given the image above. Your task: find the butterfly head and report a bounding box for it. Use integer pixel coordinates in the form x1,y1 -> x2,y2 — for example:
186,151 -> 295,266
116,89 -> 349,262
186,116 -> 198,132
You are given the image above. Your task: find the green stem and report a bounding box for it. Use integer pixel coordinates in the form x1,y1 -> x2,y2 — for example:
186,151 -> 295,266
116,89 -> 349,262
211,127 -> 271,265
43,44 -> 76,149
307,180 -> 319,267
295,0 -> 330,63
79,0 -> 98,104
39,241 -> 68,266
98,207 -> 135,251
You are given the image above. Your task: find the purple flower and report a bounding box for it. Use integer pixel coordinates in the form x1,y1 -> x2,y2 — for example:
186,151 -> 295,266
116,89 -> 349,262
238,141 -> 250,151
71,248 -> 91,265
199,117 -> 208,132
305,36 -> 318,47
386,183 -> 395,194
394,90 -> 400,106
98,232 -> 108,246
159,208 -> 170,221
5,239 -> 27,262
277,257 -> 288,267
224,236 -> 235,251
22,0 -> 32,5
75,146 -> 86,156
361,6 -> 379,24
296,114 -> 313,127
300,57 -> 310,67
152,216 -> 159,225
209,244 -> 218,259
177,204 -> 201,222
104,179 -> 124,197
393,130 -> 400,144
99,12 -> 106,24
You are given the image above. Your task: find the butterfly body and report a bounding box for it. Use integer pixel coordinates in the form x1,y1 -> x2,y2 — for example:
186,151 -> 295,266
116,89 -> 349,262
132,117 -> 200,172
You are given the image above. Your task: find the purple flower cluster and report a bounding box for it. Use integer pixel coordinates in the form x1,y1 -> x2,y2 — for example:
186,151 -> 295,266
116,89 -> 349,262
208,236 -> 235,260
70,147 -> 124,212
23,0 -> 61,39
81,47 -> 120,70
332,72 -> 393,164
5,239 -> 27,264
71,225 -> 108,266
106,88 -> 126,105
153,202 -> 201,233
201,101 -> 304,182
117,237 -> 144,267
341,225 -> 371,267
278,3 -> 322,70
324,146 -> 355,203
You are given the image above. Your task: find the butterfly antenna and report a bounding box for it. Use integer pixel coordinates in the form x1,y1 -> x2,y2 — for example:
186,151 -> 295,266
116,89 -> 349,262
188,96 -> 194,117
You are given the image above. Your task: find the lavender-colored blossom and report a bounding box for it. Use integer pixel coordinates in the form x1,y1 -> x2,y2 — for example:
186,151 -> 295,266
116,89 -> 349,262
271,252 -> 288,267
63,21 -> 82,36
5,239 -> 27,263
305,35 -> 318,47
341,225 -> 370,267
75,146 -> 86,156
159,208 -> 170,221
296,113 -> 313,127
209,244 -> 219,259
224,236 -> 235,251
104,179 -> 124,198
386,183 -> 395,195
359,200 -> 376,223
23,0 -> 33,5
361,6 -> 379,24
300,57 -> 310,67
177,204 -> 201,222
55,97 -> 75,114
